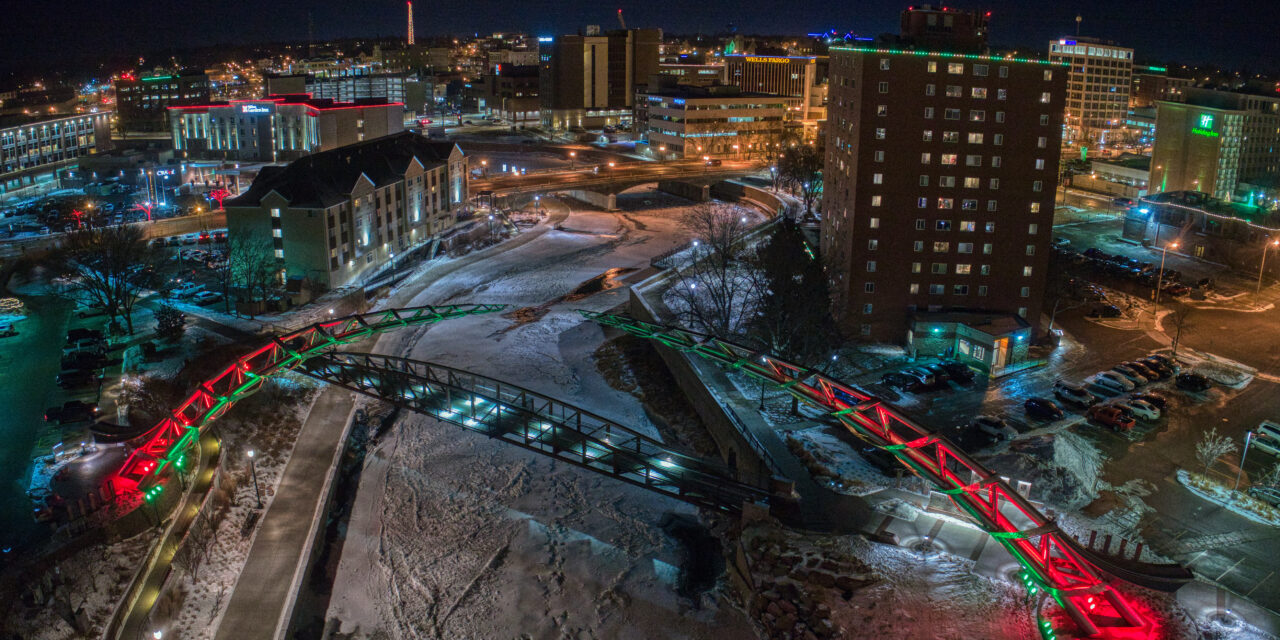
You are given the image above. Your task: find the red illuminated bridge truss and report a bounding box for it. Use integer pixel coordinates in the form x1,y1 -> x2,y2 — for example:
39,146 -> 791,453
108,304 -> 507,498
580,310 -> 1163,640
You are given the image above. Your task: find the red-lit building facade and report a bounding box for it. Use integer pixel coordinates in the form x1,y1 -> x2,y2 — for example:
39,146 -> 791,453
822,47 -> 1067,345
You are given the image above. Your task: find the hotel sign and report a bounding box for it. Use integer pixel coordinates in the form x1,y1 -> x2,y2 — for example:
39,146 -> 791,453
240,104 -> 271,114
1191,112 -> 1219,138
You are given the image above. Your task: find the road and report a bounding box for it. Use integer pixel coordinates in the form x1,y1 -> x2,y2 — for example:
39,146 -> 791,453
470,159 -> 757,195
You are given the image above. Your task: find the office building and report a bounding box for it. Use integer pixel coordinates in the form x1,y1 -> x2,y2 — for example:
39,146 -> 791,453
114,70 -> 211,132
1150,87 -> 1280,200
224,131 -> 465,289
1131,67 -> 1192,108
1048,37 -> 1133,145
723,54 -> 828,140
637,78 -> 787,159
479,65 -> 541,124
538,28 -> 662,130
658,63 -> 725,87
822,46 -> 1067,349
1,112 -> 111,201
168,94 -> 404,162
267,72 -> 428,113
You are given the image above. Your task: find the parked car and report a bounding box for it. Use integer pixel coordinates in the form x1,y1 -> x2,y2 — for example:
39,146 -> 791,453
44,400 -> 99,424
57,369 -> 103,389
938,361 -> 976,383
1111,364 -> 1149,385
1054,381 -> 1097,407
972,415 -> 1017,441
901,367 -> 937,387
1252,421 -> 1280,457
62,337 -> 104,357
1087,405 -> 1135,431
171,283 -> 204,299
1176,372 -> 1211,392
921,363 -> 951,383
1024,397 -> 1065,420
192,291 -> 223,306
1146,354 -> 1181,371
66,327 -> 104,343
1124,361 -> 1161,381
1162,283 -> 1191,297
1093,371 -> 1136,392
60,351 -> 106,371
704,158 -> 723,167
1249,485 -> 1280,508
1090,305 -> 1122,318
881,371 -> 920,391
1126,398 -> 1162,420
1130,392 -> 1168,410
1138,358 -> 1175,378
76,304 -> 107,319
0,324 -> 15,338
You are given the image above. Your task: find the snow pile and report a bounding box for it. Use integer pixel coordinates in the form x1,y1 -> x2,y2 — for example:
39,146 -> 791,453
1176,470 -> 1280,527
785,428 -> 890,497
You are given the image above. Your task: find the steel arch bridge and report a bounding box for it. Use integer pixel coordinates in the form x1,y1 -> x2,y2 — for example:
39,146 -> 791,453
578,310 -> 1187,640
106,305 -> 1182,639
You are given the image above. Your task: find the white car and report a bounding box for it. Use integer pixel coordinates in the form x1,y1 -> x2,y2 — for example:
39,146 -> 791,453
1093,371 -> 1135,392
1128,398 -> 1161,420
1253,421 -> 1280,457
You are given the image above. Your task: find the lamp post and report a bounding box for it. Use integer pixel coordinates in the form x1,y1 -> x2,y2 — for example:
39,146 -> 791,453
1234,430 -> 1256,494
247,449 -> 262,508
568,151 -> 576,170
488,213 -> 495,237
1152,241 -> 1178,322
534,195 -> 541,212
1256,239 -> 1279,301
480,159 -> 488,177
658,145 -> 666,162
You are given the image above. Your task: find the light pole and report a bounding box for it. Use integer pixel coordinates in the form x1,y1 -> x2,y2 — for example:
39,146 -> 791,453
1256,239 -> 1279,301
568,150 -> 576,170
1152,241 -> 1178,322
488,213 -> 495,237
534,195 -> 541,212
658,145 -> 666,162
480,159 -> 488,177
247,449 -> 262,508
1234,430 -> 1256,494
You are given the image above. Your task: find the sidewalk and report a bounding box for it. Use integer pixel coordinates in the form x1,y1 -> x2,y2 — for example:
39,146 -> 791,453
214,388 -> 356,640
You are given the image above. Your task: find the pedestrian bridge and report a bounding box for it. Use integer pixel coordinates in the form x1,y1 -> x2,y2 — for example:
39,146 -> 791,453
104,304 -> 1187,639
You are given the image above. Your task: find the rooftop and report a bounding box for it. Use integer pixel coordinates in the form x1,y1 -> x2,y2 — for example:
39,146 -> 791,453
1095,154 -> 1151,171
0,111 -> 103,130
167,94 -> 402,112
829,45 -> 1065,66
912,310 -> 1031,337
1144,190 -> 1280,231
226,132 -> 456,210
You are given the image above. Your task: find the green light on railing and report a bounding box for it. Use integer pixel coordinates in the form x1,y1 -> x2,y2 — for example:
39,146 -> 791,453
828,46 -> 1066,66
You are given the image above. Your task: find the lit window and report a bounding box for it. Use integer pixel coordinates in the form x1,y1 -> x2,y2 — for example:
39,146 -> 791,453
946,85 -> 963,97
927,61 -> 938,73
1023,266 -> 1034,277
274,248 -> 284,258
971,87 -> 987,99
958,242 -> 974,254
1043,70 -> 1053,80
930,284 -> 945,295
918,197 -> 929,208
1033,180 -> 1043,192
995,111 -> 1005,123
880,58 -> 891,70
994,133 -> 1004,146
974,64 -> 988,76
877,105 -> 888,116
1028,223 -> 1039,234
983,243 -> 993,255
876,127 -> 887,139
912,261 -> 923,272
910,283 -> 920,294
992,156 -> 1002,168
937,220 -> 952,231
956,264 -> 971,275
1037,136 -> 1048,148
921,152 -> 932,164
925,84 -> 936,96
870,217 -> 880,228
875,150 -> 885,162
967,133 -> 984,144
1021,286 -> 1031,297
933,241 -> 950,252
964,177 -> 980,188
873,173 -> 883,184
867,261 -> 877,272
939,177 -> 956,187
987,200 -> 999,211
981,264 -> 991,275
944,108 -> 961,120
985,222 -> 995,232
932,262 -> 947,274
1030,203 -> 1042,213
941,154 -> 958,165
871,195 -> 883,206
1039,114 -> 1050,125
924,107 -> 935,119
1040,91 -> 1052,103
960,221 -> 975,232
943,131 -> 959,142
948,62 -> 964,74
868,239 -> 879,250
863,303 -> 874,314
937,198 -> 954,209
1026,245 -> 1036,256
970,110 -> 986,122
272,228 -> 282,238
914,240 -> 924,252
997,89 -> 1008,100
920,175 -> 930,186
966,155 -> 982,167
922,130 -> 934,141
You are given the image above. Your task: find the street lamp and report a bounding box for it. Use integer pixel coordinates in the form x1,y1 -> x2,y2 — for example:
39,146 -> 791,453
1234,430 -> 1256,493
152,632 -> 163,640
480,159 -> 488,177
247,450 -> 262,508
1256,239 -> 1279,300
1152,241 -> 1179,321
568,151 -> 576,169
534,195 -> 541,212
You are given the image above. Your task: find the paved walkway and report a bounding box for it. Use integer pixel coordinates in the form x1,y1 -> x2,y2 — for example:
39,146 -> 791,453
214,389 -> 355,640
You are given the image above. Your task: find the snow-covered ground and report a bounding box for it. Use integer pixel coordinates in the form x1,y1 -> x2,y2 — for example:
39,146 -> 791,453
326,190 -> 762,637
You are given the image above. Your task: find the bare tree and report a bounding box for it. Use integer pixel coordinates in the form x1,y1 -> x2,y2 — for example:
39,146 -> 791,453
778,145 -> 822,220
1260,462 -> 1280,489
55,225 -> 157,335
1044,270 -> 1087,334
227,233 -> 281,318
1195,427 -> 1238,475
1165,307 -> 1194,357
667,202 -> 759,337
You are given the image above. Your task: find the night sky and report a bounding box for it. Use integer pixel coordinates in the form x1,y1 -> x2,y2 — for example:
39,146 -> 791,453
3,0 -> 1279,76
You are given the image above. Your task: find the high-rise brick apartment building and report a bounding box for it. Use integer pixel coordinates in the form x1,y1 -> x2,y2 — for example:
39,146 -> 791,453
822,47 -> 1067,348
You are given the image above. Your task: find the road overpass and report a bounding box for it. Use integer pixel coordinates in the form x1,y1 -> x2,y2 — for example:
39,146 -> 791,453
0,212 -> 227,260
468,159 -> 759,209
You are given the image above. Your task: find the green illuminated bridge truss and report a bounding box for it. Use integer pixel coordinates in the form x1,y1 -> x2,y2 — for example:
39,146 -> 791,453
578,310 -> 1189,640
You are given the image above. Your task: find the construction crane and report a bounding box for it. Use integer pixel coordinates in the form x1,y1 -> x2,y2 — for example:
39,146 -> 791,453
616,9 -> 627,29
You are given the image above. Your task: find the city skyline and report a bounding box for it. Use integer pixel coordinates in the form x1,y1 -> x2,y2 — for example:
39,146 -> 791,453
2,0 -> 1279,77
